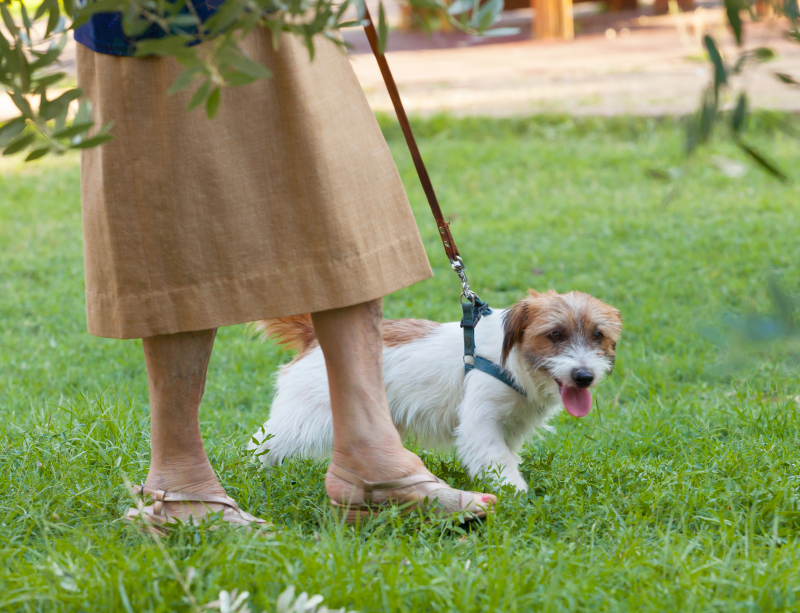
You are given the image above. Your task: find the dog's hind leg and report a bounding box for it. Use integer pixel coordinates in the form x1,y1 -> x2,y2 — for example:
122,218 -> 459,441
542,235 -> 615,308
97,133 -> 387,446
249,351 -> 335,465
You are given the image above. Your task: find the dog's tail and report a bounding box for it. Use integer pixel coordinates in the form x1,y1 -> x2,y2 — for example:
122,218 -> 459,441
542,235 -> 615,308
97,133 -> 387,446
252,314 -> 317,353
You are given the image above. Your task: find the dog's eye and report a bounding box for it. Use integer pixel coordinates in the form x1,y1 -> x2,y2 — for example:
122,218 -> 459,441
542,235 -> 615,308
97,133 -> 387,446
593,331 -> 604,341
548,331 -> 562,341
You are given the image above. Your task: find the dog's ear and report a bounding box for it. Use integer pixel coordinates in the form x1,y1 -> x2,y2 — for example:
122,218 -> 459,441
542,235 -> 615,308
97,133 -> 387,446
502,300 -> 532,364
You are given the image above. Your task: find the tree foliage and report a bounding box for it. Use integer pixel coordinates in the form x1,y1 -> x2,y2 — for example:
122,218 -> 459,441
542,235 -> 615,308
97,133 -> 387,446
0,0 -> 513,159
686,0 -> 799,180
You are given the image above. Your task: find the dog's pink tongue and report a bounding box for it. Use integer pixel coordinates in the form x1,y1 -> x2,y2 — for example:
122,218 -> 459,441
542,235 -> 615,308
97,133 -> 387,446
560,385 -> 592,417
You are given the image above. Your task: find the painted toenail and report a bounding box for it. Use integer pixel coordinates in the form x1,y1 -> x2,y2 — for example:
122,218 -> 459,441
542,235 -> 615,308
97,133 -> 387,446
482,496 -> 494,503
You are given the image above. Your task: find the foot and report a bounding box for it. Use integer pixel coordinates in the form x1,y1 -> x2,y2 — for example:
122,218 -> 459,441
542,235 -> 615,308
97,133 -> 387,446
325,443 -> 497,513
138,463 -> 266,527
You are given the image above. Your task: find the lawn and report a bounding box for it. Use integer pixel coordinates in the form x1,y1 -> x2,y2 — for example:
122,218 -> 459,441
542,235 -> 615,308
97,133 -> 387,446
2,114 -> 800,612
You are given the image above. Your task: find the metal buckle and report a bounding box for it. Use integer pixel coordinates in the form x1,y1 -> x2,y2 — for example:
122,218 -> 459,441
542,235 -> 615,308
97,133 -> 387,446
450,256 -> 477,304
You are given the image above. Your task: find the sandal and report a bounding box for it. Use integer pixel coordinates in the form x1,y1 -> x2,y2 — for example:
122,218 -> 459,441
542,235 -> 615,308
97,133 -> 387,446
123,485 -> 271,535
327,463 -> 494,523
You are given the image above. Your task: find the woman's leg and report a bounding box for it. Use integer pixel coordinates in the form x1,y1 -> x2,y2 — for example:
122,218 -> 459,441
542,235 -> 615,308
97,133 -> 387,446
312,298 -> 496,507
140,329 -> 228,520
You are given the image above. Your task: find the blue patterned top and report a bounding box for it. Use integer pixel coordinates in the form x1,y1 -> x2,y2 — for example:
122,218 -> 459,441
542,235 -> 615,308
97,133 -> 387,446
74,0 -> 225,57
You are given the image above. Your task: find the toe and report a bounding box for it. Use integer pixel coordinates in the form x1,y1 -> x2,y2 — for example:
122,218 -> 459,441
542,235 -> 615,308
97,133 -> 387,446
471,492 -> 497,513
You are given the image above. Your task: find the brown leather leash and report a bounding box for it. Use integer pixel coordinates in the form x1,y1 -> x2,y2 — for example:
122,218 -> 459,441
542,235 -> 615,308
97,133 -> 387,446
362,6 -> 476,302
362,12 -> 527,396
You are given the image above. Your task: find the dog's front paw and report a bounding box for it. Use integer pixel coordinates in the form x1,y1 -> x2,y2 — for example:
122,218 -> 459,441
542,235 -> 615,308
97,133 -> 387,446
506,476 -> 529,492
492,470 -> 528,492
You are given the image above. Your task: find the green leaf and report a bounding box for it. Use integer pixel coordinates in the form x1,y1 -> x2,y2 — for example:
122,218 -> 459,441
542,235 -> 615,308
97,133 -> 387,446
471,0 -> 503,31
0,3 -> 19,36
32,72 -> 66,94
735,139 -> 789,182
10,90 -> 34,117
724,0 -> 743,45
74,99 -> 93,126
222,70 -> 258,87
122,0 -> 152,38
206,87 -> 221,119
0,26 -> 11,53
217,46 -> 272,80
169,14 -> 201,29
3,133 -> 35,156
0,116 -> 26,146
377,2 -> 388,55
187,79 -> 211,112
71,134 -> 114,149
204,0 -> 246,35
731,92 -> 748,134
753,47 -> 776,61
53,105 -> 69,134
25,146 -> 50,161
645,168 -> 672,181
775,72 -> 800,86
53,122 -> 95,140
482,26 -> 519,37
20,2 -> 33,34
352,0 -> 366,21
40,89 -> 82,121
447,0 -> 475,15
69,0 -> 122,28
686,86 -> 717,154
699,87 -> 717,143
703,35 -> 727,91
135,36 -> 192,58
168,69 -> 199,95
46,9 -> 62,38
34,0 -> 53,21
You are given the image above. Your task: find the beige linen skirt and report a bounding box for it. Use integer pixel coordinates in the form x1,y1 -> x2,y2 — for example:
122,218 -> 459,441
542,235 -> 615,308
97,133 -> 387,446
76,31 -> 432,339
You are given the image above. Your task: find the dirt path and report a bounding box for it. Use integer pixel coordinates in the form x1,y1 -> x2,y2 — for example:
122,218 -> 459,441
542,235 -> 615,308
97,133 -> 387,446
346,8 -> 800,116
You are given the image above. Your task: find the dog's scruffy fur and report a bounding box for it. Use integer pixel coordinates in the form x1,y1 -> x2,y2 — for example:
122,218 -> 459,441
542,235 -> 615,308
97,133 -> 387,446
248,290 -> 622,491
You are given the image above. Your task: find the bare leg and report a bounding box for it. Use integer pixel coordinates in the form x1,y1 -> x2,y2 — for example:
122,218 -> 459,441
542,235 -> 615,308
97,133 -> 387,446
140,329 -> 232,521
312,299 -> 496,508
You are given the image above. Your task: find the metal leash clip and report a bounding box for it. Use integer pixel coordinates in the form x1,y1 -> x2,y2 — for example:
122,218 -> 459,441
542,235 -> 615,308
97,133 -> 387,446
450,256 -> 478,304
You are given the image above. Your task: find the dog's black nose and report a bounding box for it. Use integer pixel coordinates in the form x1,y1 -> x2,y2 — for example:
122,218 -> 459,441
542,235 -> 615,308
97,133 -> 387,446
572,369 -> 594,388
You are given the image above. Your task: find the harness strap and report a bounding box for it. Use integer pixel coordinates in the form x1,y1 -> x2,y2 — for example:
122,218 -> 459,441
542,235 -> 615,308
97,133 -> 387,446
460,296 -> 491,359
466,356 -> 527,397
461,301 -> 527,398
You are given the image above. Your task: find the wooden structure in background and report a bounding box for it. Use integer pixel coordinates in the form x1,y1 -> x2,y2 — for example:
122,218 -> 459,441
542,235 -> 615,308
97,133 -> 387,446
503,0 -> 600,40
653,0 -> 695,13
401,0 -> 697,41
531,0 -> 574,39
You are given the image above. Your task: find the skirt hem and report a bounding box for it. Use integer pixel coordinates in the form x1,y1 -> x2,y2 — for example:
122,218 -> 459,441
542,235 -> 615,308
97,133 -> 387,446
85,237 -> 434,339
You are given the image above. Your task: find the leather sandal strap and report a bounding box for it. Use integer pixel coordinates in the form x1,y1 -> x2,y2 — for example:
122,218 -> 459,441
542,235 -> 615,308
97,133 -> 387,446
328,464 -> 443,504
370,473 -> 444,491
134,485 -> 242,514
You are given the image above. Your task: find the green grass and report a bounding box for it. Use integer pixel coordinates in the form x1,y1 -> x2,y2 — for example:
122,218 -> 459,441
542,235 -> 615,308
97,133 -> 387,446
2,114 -> 800,612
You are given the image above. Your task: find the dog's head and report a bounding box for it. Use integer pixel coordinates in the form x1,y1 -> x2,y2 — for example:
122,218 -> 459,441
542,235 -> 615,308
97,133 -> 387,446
501,289 -> 622,417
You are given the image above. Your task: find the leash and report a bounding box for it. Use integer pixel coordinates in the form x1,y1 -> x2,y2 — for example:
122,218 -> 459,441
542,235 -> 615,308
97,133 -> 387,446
362,10 -> 526,398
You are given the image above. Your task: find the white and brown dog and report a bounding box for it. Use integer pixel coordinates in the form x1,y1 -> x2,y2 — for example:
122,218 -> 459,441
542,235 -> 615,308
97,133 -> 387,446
248,290 -> 622,491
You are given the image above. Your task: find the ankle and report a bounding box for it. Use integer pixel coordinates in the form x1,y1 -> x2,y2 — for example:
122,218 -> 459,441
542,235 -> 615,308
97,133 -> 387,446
144,461 -> 225,496
327,445 -> 428,501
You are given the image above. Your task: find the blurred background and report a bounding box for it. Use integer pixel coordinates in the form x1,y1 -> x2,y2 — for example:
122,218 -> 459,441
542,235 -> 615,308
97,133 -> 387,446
2,0 -> 798,121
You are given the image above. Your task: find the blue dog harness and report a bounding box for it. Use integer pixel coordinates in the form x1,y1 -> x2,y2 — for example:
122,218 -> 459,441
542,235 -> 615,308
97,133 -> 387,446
460,297 -> 527,397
